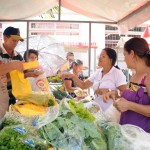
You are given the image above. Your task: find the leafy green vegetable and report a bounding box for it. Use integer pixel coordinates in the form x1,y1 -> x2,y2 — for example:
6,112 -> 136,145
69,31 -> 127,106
40,99 -> 107,150
0,127 -> 34,150
0,125 -> 49,150
1,119 -> 20,129
52,86 -> 72,100
102,122 -> 127,150
68,99 -> 95,122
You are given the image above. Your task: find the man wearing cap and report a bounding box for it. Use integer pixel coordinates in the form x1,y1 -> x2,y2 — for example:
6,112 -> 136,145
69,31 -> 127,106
0,26 -> 24,62
0,26 -> 24,106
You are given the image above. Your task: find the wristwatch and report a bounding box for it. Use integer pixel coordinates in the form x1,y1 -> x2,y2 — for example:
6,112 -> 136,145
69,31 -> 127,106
108,89 -> 112,92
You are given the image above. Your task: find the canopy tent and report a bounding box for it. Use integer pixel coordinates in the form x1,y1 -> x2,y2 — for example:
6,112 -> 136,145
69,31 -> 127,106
0,0 -> 150,33
0,0 -> 57,20
61,0 -> 150,33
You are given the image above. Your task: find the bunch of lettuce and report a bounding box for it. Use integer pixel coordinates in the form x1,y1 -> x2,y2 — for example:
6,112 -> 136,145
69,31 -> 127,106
2,111 -> 36,128
99,121 -> 131,150
0,124 -> 49,150
39,98 -> 107,150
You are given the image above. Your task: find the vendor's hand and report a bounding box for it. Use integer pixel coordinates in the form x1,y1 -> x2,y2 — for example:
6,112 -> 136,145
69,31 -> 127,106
103,91 -> 116,103
61,73 -> 75,80
94,88 -> 109,96
113,97 -> 130,112
24,72 -> 39,78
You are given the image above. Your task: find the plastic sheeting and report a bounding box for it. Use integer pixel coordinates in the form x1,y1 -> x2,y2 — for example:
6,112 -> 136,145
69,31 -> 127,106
61,0 -> 150,33
0,0 -> 57,20
0,0 -> 150,33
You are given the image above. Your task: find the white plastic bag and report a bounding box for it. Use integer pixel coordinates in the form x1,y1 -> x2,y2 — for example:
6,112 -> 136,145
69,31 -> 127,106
121,124 -> 150,150
94,95 -> 113,111
104,104 -> 120,123
27,72 -> 50,92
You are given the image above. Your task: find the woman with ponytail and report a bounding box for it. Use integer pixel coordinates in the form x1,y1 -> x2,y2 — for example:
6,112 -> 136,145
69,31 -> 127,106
63,59 -> 84,98
104,37 -> 150,132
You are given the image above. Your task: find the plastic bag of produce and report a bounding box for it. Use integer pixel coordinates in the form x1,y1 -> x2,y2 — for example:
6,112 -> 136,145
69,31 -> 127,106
104,104 -> 120,123
100,121 -> 150,150
81,98 -> 101,114
0,124 -> 49,150
1,111 -> 35,128
12,102 -> 47,116
39,99 -> 107,150
16,91 -> 56,106
36,105 -> 59,128
121,124 -> 150,150
10,61 -> 39,98
51,85 -> 72,101
10,61 -> 56,106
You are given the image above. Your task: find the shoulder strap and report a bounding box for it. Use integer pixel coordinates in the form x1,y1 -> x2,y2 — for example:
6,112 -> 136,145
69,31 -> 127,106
141,75 -> 147,85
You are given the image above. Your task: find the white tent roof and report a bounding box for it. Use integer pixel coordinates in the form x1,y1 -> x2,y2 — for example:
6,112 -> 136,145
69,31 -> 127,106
0,0 -> 57,20
61,0 -> 150,33
0,0 -> 150,33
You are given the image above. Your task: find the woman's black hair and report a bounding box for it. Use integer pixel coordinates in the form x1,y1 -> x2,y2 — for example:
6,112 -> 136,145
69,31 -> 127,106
114,65 -> 120,69
103,48 -> 117,66
124,37 -> 150,66
70,59 -> 83,69
23,49 -> 39,62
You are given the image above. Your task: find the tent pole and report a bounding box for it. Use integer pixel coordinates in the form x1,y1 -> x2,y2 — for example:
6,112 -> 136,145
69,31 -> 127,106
88,23 -> 91,77
94,48 -> 96,72
88,23 -> 92,94
58,0 -> 61,21
26,21 -> 29,62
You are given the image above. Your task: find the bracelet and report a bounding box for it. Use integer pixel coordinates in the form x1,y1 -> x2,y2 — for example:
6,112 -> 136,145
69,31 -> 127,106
117,89 -> 120,97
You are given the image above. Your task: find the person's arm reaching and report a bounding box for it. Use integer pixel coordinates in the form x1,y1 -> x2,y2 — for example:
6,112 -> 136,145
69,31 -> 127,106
0,61 -> 24,75
62,74 -> 93,89
64,79 -> 81,93
103,84 -> 127,102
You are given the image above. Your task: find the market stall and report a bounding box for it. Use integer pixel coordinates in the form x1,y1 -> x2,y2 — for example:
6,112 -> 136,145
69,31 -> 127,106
1,61 -> 150,150
1,1 -> 150,149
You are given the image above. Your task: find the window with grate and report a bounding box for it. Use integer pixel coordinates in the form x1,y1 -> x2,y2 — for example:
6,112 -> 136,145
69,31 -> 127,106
31,32 -> 37,35
31,23 -> 36,28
